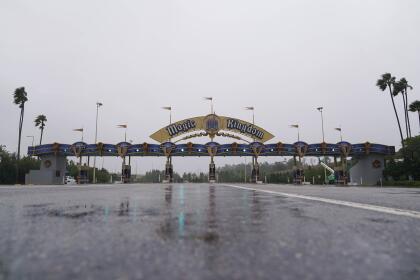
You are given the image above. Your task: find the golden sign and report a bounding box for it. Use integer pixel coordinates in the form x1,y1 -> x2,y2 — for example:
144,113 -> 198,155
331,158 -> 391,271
150,114 -> 274,143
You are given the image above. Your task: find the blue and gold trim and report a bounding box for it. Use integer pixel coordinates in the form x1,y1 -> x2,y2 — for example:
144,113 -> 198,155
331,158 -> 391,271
28,141 -> 395,158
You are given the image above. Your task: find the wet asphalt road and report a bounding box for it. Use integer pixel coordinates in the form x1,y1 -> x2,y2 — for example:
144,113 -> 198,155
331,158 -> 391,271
1,183 -> 420,280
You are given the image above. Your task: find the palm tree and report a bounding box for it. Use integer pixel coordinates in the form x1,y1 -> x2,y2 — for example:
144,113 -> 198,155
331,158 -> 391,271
409,100 -> 420,134
376,73 -> 404,146
394,78 -> 413,138
13,87 -> 28,160
34,115 -> 47,145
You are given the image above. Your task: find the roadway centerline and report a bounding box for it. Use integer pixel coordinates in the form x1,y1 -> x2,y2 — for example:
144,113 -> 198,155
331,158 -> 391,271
222,184 -> 420,219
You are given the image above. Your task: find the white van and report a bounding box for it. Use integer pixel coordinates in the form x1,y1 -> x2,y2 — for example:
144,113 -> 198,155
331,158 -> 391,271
65,176 -> 76,185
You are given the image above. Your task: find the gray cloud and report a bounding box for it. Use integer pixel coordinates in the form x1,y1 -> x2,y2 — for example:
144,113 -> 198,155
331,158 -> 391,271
1,0 -> 419,173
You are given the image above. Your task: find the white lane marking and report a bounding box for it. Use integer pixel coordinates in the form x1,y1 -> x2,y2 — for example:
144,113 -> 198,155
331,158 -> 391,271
223,184 -> 420,219
0,184 -> 117,189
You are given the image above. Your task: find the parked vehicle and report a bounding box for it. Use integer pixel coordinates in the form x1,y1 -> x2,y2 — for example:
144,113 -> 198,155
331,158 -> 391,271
65,176 -> 76,184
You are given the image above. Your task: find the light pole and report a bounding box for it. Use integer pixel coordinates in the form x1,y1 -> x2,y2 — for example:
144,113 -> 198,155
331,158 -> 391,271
290,125 -> 300,142
317,107 -> 327,184
204,97 -> 214,114
244,156 -> 247,183
245,106 -> 257,182
162,106 -> 173,182
93,102 -> 103,184
73,128 -> 84,141
117,124 -> 128,142
335,126 -> 343,142
245,107 -> 255,125
162,106 -> 172,142
162,106 -> 172,124
317,107 -> 325,142
26,136 -> 34,157
26,136 -> 34,148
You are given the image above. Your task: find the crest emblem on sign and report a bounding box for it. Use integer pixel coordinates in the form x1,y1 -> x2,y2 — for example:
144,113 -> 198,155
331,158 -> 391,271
117,142 -> 131,158
206,142 -> 219,157
204,114 -> 220,139
294,141 -> 308,157
338,141 -> 352,157
71,142 -> 86,157
250,142 -> 264,157
161,142 -> 176,157
372,159 -> 381,169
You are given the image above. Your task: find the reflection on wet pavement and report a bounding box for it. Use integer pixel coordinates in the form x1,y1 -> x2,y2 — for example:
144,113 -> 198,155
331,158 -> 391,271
1,184 -> 420,280
25,204 -> 103,219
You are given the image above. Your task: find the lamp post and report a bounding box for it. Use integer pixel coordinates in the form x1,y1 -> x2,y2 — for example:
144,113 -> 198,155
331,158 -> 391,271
244,156 -> 247,183
162,106 -> 172,140
290,125 -> 300,142
245,106 -> 258,182
317,107 -> 327,184
245,107 -> 255,143
117,124 -> 128,142
26,136 -> 34,157
317,107 -> 325,142
73,128 -> 84,141
93,102 -> 103,184
26,135 -> 34,148
162,106 -> 173,182
204,97 -> 214,114
162,107 -> 172,125
245,106 -> 255,125
335,126 -> 343,142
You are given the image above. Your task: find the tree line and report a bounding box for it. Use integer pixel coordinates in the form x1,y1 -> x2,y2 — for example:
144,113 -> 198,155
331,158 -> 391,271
0,146 -> 40,184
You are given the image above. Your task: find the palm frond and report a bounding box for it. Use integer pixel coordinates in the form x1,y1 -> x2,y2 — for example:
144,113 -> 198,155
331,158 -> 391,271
34,115 -> 47,128
393,81 -> 403,96
376,79 -> 387,91
13,87 -> 28,107
382,73 -> 392,80
409,100 -> 420,112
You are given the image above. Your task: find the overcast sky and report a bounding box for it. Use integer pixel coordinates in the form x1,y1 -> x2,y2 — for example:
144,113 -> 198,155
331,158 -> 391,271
1,0 -> 419,173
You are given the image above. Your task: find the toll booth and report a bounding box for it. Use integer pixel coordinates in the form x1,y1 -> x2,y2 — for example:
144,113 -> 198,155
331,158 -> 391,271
122,164 -> 131,184
77,165 -> 89,184
334,168 -> 348,185
293,167 -> 304,185
209,162 -> 216,183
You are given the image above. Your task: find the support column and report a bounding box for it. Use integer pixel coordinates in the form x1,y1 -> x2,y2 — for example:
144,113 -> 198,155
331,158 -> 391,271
251,156 -> 260,183
339,155 -> 348,185
164,156 -> 173,183
121,156 -> 131,184
78,156 -> 89,184
209,157 -> 216,183
293,155 -> 304,185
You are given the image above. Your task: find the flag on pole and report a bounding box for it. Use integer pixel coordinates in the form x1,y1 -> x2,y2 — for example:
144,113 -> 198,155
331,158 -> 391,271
73,128 -> 84,132
290,125 -> 299,128
162,106 -> 171,110
245,107 -> 254,110
335,127 -> 342,131
204,97 -> 213,100
117,124 -> 127,128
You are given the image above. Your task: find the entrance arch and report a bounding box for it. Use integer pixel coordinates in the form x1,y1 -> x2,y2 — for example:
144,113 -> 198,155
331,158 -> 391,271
150,114 -> 275,143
